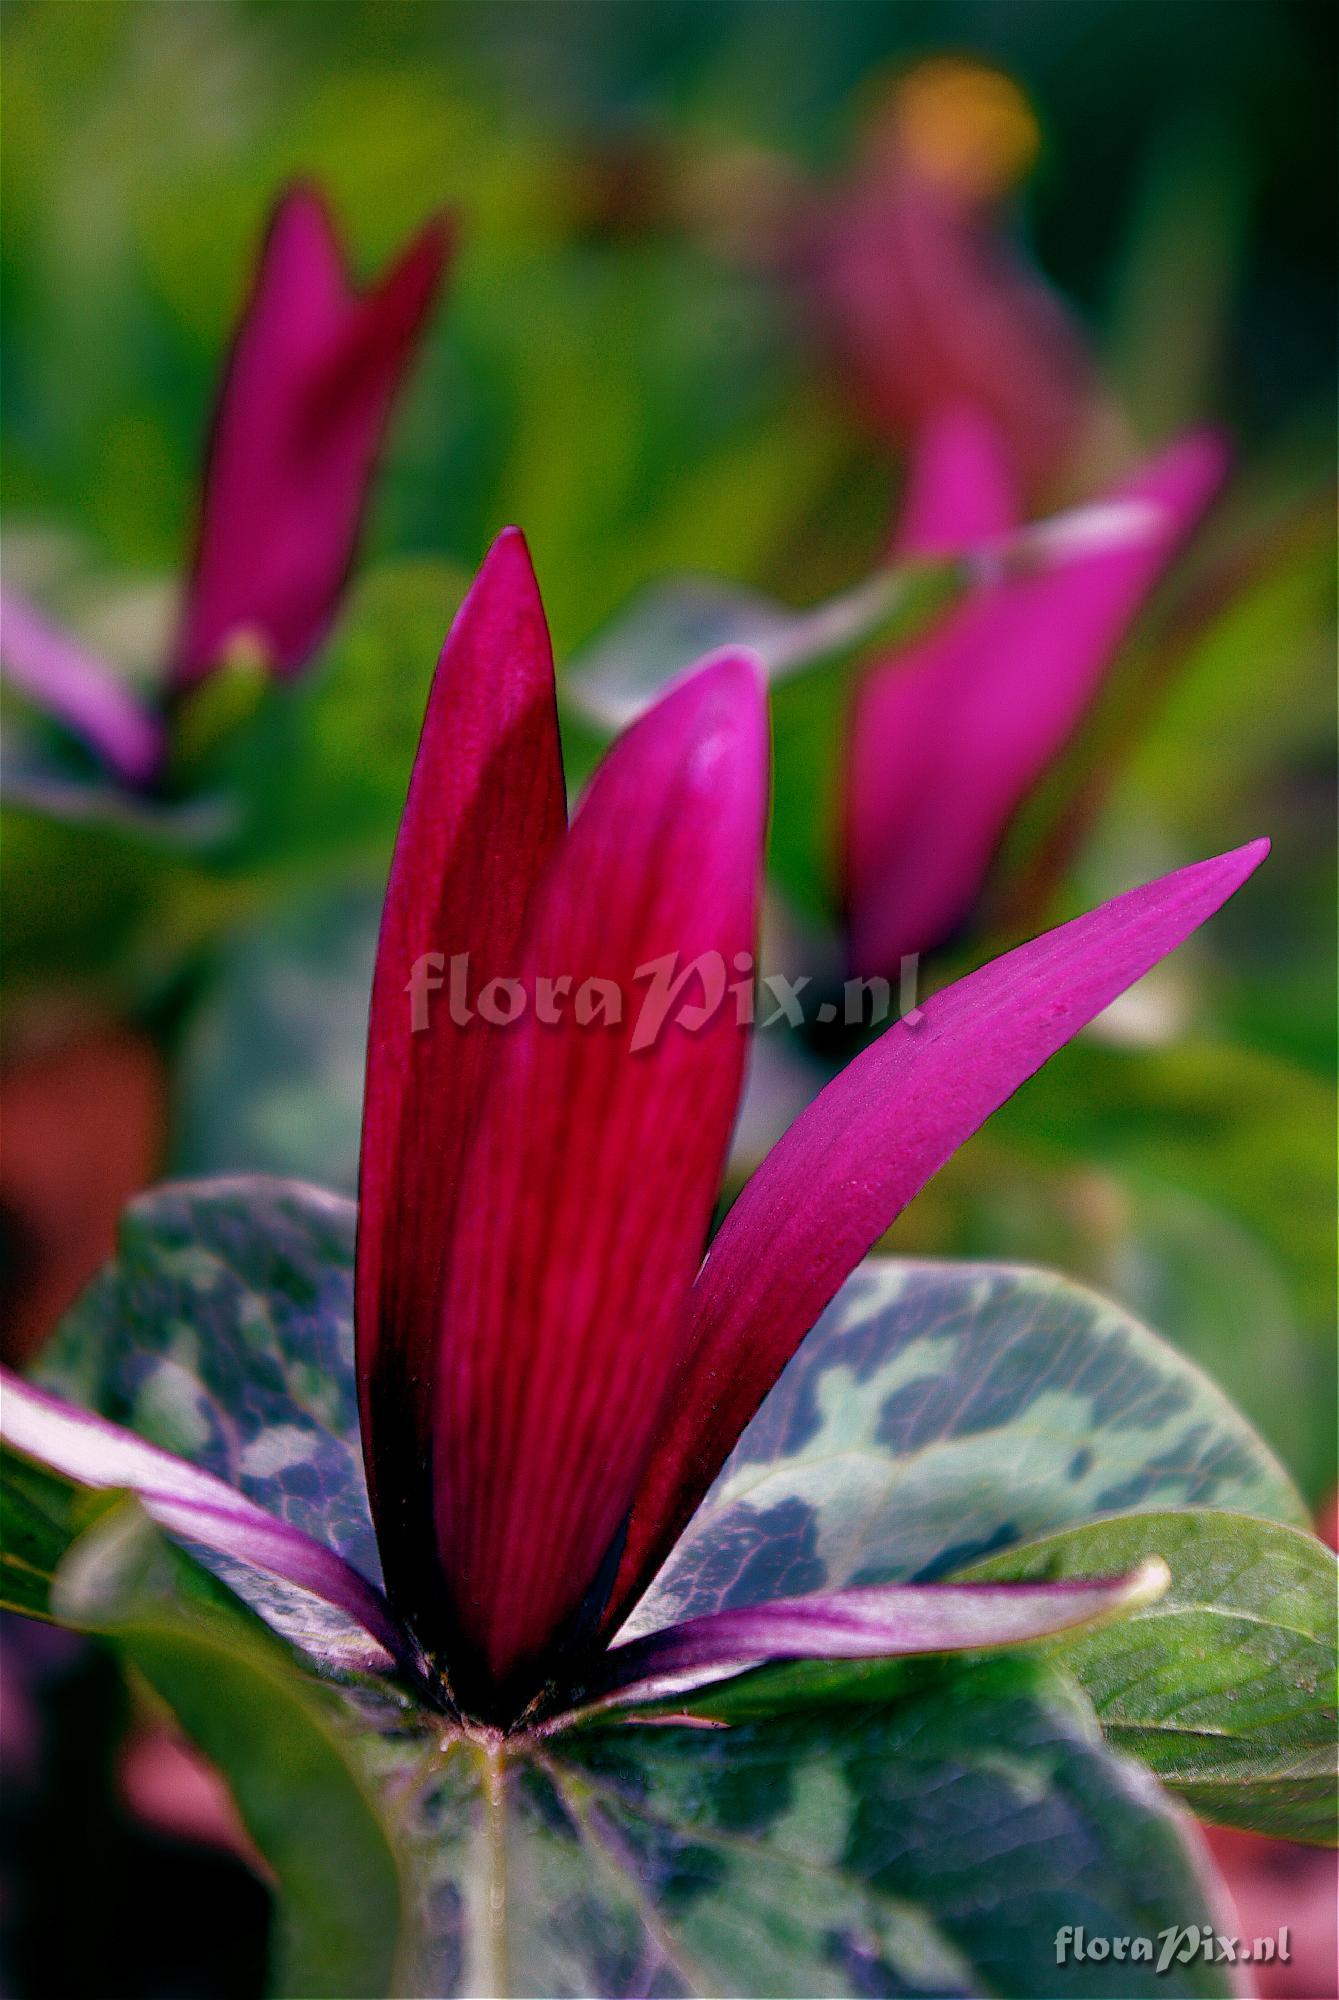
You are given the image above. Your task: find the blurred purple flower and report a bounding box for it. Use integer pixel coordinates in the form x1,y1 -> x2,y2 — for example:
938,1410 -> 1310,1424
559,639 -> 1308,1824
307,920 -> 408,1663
801,61 -> 1099,498
0,184 -> 450,781
170,185 -> 450,691
843,403 -> 1229,979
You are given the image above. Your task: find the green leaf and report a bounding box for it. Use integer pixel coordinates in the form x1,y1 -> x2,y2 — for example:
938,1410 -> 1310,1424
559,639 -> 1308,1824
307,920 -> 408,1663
354,1654 -> 1240,1997
0,1440 -> 95,1617
35,1176 -> 375,1657
0,795 -> 181,1003
53,1498 -> 405,2000
958,1510 -> 1339,1844
172,884 -> 380,1188
198,555 -> 470,875
631,1256 -> 1307,1638
973,1037 -> 1337,1498
33,1188 -> 1298,1988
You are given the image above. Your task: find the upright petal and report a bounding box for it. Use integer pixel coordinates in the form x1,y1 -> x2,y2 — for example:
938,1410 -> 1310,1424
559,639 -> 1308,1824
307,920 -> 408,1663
432,653 -> 768,1713
845,428 -> 1229,975
356,531 -> 565,1622
0,591 -> 164,786
609,840 -> 1269,1631
170,184 -> 451,689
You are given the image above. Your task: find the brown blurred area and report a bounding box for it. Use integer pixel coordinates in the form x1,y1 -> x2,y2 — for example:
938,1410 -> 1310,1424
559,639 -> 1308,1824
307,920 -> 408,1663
0,1022 -> 166,1366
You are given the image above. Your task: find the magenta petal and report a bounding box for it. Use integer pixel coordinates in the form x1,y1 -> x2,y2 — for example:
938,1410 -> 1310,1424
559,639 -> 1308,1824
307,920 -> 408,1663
809,165 -> 1097,497
356,529 -> 565,1620
585,1564 -> 1169,1708
846,428 -> 1230,976
0,591 -> 164,785
893,401 -> 1018,555
170,184 -> 451,689
610,839 -> 1269,1630
431,652 -> 768,1708
1,1371 -> 405,1665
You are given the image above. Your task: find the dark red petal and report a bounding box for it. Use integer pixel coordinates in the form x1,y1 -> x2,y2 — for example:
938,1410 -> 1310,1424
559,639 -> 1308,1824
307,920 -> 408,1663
431,652 -> 768,1710
356,529 -> 565,1624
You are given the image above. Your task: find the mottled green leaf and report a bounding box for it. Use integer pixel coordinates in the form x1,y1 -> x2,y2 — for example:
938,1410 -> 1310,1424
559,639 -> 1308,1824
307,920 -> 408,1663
54,1499 -> 405,2000
973,1037 -> 1337,1499
631,1258 -> 1307,1637
893,1126 -> 1334,1506
959,1510 -> 1338,1844
33,1187 -> 1296,1991
350,1654 -> 1240,1998
35,1177 -> 374,1661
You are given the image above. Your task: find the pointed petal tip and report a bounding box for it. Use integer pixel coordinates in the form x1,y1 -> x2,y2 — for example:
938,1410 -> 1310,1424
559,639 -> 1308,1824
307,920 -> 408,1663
679,644 -> 769,714
1195,834 -> 1270,894
653,647 -> 770,797
1235,832 -> 1270,867
450,526 -> 545,636
597,646 -> 768,801
488,522 -> 532,563
899,398 -> 1019,553
414,208 -> 456,269
266,179 -> 343,255
271,176 -> 333,220
380,208 -> 454,312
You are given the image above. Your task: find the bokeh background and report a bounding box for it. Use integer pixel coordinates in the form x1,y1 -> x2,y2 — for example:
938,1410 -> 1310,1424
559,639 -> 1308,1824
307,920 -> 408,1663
1,3 -> 1334,1996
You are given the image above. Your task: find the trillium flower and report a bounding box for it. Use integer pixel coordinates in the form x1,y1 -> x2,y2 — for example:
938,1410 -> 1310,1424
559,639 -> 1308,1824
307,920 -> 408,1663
1,529 -> 1268,1731
844,403 -> 1229,979
0,184 -> 450,782
800,59 -> 1100,497
170,184 -> 450,691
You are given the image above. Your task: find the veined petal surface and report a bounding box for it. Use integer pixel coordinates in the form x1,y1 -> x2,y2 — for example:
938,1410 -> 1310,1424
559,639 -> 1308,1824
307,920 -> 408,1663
356,531 -> 565,1620
432,652 -> 768,1710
